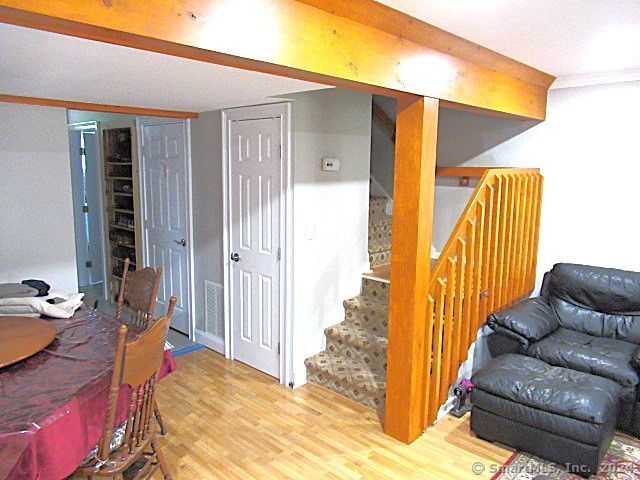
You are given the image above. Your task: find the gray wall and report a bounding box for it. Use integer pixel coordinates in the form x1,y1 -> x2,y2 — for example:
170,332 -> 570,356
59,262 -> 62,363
370,95 -> 396,197
189,110 -> 225,346
0,103 -> 78,292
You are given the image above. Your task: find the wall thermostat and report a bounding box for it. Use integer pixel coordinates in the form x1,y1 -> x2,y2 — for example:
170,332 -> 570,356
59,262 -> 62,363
321,157 -> 340,171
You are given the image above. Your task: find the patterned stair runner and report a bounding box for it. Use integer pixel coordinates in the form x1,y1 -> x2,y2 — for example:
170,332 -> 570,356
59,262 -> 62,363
305,197 -> 392,410
368,196 -> 392,267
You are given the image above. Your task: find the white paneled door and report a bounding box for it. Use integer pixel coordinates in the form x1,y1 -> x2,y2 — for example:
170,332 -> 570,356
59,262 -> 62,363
141,121 -> 190,334
229,116 -> 282,378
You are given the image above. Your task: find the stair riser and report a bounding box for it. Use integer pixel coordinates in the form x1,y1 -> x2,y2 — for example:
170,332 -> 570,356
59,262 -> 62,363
361,278 -> 390,301
369,198 -> 389,217
368,225 -> 392,243
369,251 -> 391,266
325,336 -> 387,373
306,367 -> 383,409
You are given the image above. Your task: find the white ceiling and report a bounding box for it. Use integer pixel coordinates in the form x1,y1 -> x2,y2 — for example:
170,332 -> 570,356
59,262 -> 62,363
378,0 -> 640,82
0,24 -> 329,113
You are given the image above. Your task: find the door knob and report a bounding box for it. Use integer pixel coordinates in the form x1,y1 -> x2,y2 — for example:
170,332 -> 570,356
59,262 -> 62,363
230,252 -> 241,262
174,239 -> 187,247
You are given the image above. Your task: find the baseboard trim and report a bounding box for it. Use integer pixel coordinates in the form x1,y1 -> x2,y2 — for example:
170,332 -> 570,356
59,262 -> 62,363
194,329 -> 225,354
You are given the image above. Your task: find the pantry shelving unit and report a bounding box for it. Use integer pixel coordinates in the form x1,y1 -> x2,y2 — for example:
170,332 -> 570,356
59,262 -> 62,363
100,121 -> 142,302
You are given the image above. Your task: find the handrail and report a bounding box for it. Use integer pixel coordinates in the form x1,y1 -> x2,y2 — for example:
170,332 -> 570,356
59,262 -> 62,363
423,167 -> 543,427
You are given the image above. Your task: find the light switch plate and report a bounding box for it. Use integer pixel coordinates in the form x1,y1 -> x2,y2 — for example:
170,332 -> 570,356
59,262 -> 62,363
321,157 -> 340,171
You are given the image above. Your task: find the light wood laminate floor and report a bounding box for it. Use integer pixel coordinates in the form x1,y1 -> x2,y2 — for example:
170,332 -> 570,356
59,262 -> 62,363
155,348 -> 511,479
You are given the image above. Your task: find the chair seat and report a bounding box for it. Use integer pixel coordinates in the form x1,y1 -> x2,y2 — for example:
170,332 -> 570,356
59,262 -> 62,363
528,328 -> 639,387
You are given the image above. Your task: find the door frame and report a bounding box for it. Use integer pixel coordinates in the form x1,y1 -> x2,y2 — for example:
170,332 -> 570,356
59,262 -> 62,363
136,117 -> 195,339
222,102 -> 293,386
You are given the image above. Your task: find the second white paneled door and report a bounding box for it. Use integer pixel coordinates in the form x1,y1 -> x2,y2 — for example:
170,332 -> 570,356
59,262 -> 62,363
141,120 -> 191,334
229,115 -> 282,378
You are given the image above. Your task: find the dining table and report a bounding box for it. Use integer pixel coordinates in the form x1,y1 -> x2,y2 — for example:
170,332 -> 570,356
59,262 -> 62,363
0,308 -> 178,480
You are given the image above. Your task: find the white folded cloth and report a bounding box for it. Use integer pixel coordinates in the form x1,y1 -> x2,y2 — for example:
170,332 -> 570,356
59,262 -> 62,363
0,293 -> 85,318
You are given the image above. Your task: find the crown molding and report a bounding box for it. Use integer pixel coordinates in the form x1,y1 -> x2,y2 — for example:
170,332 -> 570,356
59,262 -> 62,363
551,68 -> 640,89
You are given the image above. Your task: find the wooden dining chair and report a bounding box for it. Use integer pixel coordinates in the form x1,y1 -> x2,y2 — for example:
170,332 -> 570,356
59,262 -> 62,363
115,258 -> 162,329
74,296 -> 177,480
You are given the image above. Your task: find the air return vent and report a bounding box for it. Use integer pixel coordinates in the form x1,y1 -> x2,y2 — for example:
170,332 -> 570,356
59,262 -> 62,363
200,280 -> 224,339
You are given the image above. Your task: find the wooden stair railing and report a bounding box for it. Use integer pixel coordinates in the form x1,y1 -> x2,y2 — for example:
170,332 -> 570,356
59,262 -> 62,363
422,168 -> 544,427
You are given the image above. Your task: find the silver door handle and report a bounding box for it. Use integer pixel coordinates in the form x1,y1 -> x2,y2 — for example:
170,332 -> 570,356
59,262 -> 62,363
230,252 -> 241,262
174,239 -> 187,247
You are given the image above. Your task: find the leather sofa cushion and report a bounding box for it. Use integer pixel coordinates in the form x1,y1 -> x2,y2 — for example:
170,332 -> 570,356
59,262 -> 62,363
472,354 -> 620,424
487,297 -> 559,341
549,297 -> 640,343
527,328 -> 639,387
543,263 -> 640,315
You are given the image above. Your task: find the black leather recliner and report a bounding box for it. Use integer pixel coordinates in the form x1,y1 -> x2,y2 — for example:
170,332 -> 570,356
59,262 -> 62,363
487,263 -> 640,435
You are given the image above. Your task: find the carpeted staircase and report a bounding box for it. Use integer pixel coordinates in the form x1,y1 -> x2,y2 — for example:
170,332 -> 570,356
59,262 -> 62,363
304,196 -> 392,410
367,196 -> 393,267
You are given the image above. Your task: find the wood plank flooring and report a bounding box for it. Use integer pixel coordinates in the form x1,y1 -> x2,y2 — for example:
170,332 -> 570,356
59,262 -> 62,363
155,349 -> 511,479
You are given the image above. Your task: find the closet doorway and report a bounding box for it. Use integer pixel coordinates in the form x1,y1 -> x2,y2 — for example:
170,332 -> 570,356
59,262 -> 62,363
68,122 -> 106,298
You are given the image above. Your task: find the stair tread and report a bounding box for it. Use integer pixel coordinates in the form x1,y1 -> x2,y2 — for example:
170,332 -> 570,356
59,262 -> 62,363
343,295 -> 388,312
368,239 -> 392,253
304,351 -> 386,393
325,321 -> 388,348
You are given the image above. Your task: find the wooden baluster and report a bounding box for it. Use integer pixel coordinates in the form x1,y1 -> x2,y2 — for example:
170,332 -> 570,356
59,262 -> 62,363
488,177 -> 502,313
496,175 -> 510,309
510,175 -> 524,300
431,279 -> 446,419
440,258 -> 457,404
471,197 -> 485,334
451,238 -> 466,385
530,175 -> 544,286
520,175 -> 533,294
517,174 -> 529,298
479,183 -> 493,324
460,217 -> 476,364
503,174 -> 517,305
422,295 -> 435,428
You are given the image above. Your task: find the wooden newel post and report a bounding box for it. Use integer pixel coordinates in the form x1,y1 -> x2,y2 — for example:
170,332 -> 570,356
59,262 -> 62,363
384,95 -> 439,443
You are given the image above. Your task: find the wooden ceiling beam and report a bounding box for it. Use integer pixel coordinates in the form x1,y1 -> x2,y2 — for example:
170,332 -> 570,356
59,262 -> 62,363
0,94 -> 199,119
297,0 -> 554,89
0,0 -> 554,120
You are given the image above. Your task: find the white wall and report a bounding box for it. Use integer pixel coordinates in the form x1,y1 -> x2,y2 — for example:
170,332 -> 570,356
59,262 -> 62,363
0,103 -> 78,293
284,89 -> 372,385
436,80 -> 640,290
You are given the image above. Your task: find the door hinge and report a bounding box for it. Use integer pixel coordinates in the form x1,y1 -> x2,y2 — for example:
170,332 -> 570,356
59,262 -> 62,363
278,144 -> 282,159
82,204 -> 89,213
277,247 -> 281,261
85,261 -> 93,268
79,147 -> 86,156
277,342 -> 280,355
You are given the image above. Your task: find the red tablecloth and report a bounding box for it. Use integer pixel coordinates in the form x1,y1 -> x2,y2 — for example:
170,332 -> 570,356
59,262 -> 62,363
0,309 -> 177,480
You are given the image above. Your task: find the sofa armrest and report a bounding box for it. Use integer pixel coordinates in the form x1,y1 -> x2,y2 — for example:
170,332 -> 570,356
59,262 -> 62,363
486,327 -> 529,358
632,347 -> 640,371
487,297 -> 559,342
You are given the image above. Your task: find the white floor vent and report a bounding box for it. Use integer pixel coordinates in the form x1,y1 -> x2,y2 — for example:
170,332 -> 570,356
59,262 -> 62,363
201,280 -> 224,339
